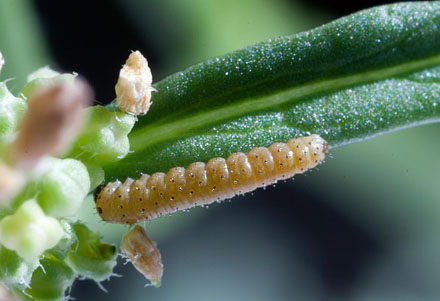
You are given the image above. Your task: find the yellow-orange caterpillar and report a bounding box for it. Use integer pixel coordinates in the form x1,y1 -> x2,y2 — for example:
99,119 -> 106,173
95,134 -> 328,224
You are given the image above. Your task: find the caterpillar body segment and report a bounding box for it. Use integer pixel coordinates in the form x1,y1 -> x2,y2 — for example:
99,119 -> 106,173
95,134 -> 328,224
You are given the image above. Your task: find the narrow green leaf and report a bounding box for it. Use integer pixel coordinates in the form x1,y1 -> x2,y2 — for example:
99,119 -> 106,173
105,2 -> 440,179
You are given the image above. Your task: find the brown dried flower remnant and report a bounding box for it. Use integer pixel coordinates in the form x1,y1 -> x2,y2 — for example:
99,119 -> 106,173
12,79 -> 92,169
121,225 -> 163,287
115,51 -> 153,116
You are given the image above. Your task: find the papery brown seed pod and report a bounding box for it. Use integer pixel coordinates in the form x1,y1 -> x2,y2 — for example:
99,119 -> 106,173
12,79 -> 92,169
95,134 -> 328,224
115,51 -> 153,116
120,225 -> 163,287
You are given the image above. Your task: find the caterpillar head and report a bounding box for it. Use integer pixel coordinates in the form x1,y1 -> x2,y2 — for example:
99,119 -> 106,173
93,184 -> 105,203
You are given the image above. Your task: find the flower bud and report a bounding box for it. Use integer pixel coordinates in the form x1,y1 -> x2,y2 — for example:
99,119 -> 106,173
0,200 -> 64,261
26,66 -> 60,82
35,158 -> 90,217
68,105 -> 135,164
22,66 -> 76,99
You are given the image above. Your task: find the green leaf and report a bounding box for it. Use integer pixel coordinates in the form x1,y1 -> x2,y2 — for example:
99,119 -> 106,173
104,2 -> 440,180
0,246 -> 39,290
64,223 -> 117,282
21,254 -> 75,301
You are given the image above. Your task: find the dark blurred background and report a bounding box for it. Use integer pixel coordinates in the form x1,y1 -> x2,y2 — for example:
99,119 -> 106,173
1,0 -> 440,300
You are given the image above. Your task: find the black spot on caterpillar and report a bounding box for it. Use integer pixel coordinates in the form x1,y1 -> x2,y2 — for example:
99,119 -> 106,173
95,134 -> 328,224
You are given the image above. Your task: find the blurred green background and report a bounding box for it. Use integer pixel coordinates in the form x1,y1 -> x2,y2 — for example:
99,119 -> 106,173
1,0 -> 440,300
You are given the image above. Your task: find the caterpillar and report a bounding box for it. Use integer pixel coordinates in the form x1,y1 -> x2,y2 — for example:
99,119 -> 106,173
95,134 -> 328,224
120,225 -> 163,287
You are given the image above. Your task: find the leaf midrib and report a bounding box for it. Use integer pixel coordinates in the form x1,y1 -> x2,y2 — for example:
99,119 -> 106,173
125,53 -> 440,155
